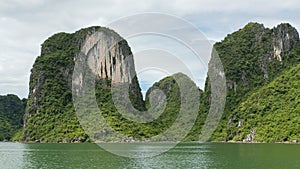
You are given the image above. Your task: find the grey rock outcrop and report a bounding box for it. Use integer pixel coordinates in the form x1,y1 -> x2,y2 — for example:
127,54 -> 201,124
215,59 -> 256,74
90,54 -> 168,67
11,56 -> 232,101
23,26 -> 144,142
81,31 -> 135,84
272,23 -> 299,61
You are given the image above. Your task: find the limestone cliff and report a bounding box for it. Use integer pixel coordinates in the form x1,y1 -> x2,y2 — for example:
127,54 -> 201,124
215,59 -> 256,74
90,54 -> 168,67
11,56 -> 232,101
22,22 -> 300,143
207,23 -> 300,141
272,23 -> 299,61
23,27 -> 144,142
82,31 -> 135,83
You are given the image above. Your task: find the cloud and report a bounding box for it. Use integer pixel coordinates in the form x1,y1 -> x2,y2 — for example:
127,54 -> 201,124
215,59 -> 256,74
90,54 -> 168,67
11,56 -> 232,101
0,0 -> 299,98
128,34 -> 211,91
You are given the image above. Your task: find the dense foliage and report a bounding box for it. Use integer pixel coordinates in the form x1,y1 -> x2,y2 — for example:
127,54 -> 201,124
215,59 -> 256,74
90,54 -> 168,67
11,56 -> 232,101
207,23 -> 300,142
0,94 -> 26,141
23,26 -> 146,142
16,23 -> 300,143
22,28 -> 105,142
226,64 -> 300,142
81,73 -> 200,141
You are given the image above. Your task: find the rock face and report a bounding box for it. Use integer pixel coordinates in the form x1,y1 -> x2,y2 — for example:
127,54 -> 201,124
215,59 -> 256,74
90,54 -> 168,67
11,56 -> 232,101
223,23 -> 298,92
22,22 -> 300,143
221,22 -> 298,96
205,22 -> 300,141
272,23 -> 299,61
23,27 -> 144,142
81,31 -> 135,84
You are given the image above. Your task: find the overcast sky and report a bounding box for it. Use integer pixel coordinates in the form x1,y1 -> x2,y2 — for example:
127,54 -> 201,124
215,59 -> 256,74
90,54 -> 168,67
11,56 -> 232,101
0,0 -> 299,98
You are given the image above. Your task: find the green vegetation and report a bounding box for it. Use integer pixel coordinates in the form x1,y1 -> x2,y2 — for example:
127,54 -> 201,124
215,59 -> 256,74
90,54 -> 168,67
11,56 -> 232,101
226,64 -> 300,142
0,94 -> 26,141
82,73 -> 201,141
22,28 -> 101,142
207,23 -> 300,142
23,26 -> 146,142
10,23 -> 300,143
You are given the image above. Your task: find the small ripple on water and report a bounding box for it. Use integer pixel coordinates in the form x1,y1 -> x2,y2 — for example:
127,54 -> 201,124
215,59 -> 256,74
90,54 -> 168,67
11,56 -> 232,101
1,142 -> 300,169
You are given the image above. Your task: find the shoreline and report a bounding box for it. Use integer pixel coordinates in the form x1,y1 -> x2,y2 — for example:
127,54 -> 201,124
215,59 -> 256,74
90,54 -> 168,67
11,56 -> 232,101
1,140 -> 299,144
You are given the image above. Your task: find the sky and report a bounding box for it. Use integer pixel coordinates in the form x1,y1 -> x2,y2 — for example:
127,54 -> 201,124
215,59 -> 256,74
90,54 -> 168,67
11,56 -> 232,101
0,0 -> 299,98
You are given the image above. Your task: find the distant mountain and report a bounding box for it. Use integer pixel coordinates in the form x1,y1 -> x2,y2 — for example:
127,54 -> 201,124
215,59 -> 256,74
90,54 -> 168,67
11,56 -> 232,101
144,72 -> 201,141
0,94 -> 26,141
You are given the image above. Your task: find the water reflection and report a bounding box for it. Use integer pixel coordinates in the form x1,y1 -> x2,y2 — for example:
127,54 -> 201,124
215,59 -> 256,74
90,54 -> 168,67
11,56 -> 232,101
1,142 -> 300,169
0,142 -> 215,168
0,143 -> 130,168
0,142 -> 26,168
22,143 -> 129,168
97,142 -> 177,158
126,143 -> 214,168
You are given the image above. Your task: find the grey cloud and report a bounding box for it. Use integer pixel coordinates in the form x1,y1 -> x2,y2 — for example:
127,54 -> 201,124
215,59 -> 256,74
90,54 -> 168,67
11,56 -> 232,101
0,0 -> 298,98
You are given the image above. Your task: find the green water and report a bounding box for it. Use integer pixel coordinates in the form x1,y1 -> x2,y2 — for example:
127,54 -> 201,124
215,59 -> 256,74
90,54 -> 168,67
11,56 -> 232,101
0,142 -> 299,169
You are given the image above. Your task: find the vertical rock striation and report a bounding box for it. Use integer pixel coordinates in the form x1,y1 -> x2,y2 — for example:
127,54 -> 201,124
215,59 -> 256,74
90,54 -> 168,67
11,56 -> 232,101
23,26 -> 144,142
81,31 -> 135,83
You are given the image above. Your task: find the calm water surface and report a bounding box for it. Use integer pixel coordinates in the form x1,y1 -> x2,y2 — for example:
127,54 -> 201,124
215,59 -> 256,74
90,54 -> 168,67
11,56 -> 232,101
0,142 -> 299,169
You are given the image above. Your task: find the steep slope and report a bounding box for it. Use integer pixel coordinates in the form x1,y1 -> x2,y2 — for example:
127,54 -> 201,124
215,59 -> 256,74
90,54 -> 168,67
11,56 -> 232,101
0,94 -> 26,141
227,63 -> 300,143
205,23 -> 300,141
23,26 -> 144,142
